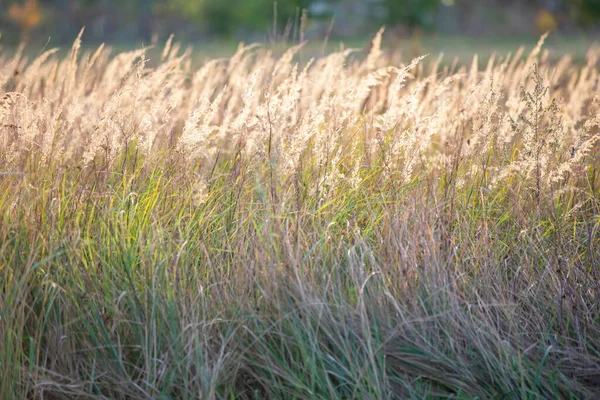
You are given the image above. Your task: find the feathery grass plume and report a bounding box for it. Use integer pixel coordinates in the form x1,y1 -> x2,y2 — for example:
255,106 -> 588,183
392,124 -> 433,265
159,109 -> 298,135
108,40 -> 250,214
178,89 -> 225,160
365,27 -> 385,71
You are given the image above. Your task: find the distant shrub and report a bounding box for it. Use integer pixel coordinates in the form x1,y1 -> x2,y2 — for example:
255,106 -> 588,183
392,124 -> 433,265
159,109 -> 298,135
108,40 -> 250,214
575,0 -> 600,24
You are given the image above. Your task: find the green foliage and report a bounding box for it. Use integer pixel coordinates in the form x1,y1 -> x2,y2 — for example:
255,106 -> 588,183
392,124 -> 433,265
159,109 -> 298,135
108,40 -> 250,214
575,0 -> 600,24
2,0 -> 600,41
383,0 -> 441,31
166,0 -> 313,36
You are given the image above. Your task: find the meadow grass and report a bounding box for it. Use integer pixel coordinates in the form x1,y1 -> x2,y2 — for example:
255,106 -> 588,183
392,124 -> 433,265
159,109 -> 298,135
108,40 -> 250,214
1,31 -> 599,399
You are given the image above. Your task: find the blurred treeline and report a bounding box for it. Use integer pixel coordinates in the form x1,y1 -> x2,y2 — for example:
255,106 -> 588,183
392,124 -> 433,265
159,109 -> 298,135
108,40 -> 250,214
1,0 -> 599,43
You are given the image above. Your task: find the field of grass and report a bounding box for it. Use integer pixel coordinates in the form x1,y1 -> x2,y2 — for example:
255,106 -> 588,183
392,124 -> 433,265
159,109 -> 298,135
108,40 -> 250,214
1,31 -> 599,399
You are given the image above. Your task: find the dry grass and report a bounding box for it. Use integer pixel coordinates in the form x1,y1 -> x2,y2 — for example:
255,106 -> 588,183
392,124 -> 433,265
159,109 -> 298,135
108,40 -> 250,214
1,30 -> 599,399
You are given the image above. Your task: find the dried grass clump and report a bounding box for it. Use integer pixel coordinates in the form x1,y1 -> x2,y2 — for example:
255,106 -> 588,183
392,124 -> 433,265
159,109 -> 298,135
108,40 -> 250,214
1,31 -> 599,399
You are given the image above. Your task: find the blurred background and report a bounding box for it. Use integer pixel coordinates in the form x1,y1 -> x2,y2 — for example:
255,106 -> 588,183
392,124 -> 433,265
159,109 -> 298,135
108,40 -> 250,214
0,0 -> 599,51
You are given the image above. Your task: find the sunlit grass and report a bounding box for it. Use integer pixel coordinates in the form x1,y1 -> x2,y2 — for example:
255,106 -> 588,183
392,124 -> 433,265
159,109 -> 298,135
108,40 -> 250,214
1,31 -> 599,398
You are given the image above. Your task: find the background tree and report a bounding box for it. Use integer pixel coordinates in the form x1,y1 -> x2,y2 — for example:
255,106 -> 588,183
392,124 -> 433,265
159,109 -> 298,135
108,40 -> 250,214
165,0 -> 312,37
382,0 -> 441,33
575,0 -> 600,24
0,0 -> 599,44
8,0 -> 42,39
